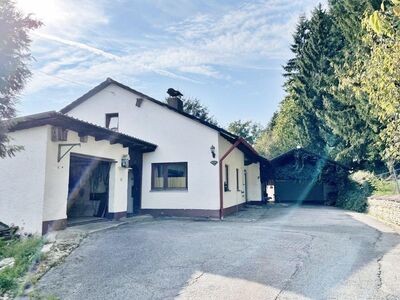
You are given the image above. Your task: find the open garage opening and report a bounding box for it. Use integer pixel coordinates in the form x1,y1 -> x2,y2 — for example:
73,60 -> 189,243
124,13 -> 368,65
67,154 -> 113,226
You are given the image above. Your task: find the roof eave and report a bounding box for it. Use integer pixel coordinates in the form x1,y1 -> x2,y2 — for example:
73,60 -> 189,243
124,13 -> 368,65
8,111 -> 157,152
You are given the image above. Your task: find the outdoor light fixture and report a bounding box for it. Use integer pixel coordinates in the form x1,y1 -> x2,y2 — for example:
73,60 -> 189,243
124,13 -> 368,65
121,154 -> 130,168
210,145 -> 216,158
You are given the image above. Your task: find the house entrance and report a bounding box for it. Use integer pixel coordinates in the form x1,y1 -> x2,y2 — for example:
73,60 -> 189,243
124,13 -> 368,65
127,149 -> 143,215
67,154 -> 112,224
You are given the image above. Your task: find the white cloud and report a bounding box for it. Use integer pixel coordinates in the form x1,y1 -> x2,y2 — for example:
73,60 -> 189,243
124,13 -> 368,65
22,0 -> 321,96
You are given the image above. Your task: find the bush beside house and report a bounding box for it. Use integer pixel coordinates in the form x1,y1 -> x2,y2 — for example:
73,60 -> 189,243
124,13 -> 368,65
337,171 -> 400,227
0,235 -> 43,297
336,171 -> 373,212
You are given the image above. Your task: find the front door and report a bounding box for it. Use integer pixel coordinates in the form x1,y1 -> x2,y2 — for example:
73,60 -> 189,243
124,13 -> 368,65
128,149 -> 143,214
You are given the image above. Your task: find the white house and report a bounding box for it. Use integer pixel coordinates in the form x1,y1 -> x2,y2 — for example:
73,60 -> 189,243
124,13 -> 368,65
0,78 -> 269,235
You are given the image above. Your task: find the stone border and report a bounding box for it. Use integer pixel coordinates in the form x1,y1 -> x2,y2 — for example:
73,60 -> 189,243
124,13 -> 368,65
367,195 -> 400,227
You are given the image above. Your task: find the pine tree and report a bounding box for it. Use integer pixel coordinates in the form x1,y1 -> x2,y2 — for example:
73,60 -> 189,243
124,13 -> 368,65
262,16 -> 314,157
284,5 -> 343,156
327,0 -> 383,169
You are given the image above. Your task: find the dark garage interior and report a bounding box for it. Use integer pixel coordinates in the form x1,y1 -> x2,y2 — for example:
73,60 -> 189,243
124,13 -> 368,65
67,154 -> 112,223
270,148 -> 349,205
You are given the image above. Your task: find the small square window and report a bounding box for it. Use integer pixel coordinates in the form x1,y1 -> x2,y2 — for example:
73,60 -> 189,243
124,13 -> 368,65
105,113 -> 119,131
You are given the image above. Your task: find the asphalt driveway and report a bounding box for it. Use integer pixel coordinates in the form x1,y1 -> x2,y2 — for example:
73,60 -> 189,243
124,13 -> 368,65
37,205 -> 400,300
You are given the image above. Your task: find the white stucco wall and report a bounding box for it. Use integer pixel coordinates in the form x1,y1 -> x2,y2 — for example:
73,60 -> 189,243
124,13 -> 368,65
42,127 -> 129,223
66,84 -> 220,210
0,127 -> 48,234
245,162 -> 262,201
219,136 -> 246,208
0,124 -> 129,235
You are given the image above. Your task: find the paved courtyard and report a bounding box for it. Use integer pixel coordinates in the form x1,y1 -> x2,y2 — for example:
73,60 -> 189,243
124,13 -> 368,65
37,205 -> 400,300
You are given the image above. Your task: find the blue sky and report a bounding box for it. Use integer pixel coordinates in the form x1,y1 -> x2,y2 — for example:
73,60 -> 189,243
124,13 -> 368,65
16,0 -> 321,127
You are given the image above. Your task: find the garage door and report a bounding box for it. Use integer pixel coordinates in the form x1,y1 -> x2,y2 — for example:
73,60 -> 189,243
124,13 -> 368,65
275,180 -> 324,204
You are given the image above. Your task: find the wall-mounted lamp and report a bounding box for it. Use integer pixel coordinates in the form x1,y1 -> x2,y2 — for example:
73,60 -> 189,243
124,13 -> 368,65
121,154 -> 130,168
210,145 -> 216,159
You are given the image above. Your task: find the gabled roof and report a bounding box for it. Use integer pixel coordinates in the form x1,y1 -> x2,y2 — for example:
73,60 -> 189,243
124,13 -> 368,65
7,111 -> 157,152
60,78 -> 267,162
60,78 -> 238,139
270,148 -> 349,170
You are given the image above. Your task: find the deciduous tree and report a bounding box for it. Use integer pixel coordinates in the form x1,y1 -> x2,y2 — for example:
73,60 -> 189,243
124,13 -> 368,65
182,97 -> 218,125
227,120 -> 263,145
0,0 -> 41,158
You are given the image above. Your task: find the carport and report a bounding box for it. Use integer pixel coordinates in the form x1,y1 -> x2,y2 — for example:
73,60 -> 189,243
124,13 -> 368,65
270,148 -> 349,204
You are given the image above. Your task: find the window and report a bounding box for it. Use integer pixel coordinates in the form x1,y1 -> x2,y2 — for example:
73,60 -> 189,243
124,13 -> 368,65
236,168 -> 240,191
105,113 -> 119,131
224,164 -> 230,192
151,162 -> 188,190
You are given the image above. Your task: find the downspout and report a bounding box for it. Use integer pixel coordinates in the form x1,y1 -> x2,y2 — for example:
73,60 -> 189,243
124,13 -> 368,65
219,139 -> 242,220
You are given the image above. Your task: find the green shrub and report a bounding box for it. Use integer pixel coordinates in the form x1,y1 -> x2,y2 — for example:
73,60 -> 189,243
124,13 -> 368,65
336,171 -> 373,212
0,236 -> 43,296
336,170 -> 400,212
369,176 -> 397,196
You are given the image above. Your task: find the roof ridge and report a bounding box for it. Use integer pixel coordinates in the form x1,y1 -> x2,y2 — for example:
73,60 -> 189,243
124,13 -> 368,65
60,78 -> 237,137
59,78 -> 267,160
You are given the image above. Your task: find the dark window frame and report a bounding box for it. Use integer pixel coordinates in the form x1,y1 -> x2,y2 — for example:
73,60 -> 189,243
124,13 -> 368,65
105,113 -> 119,131
151,162 -> 188,191
236,168 -> 240,191
224,164 -> 230,192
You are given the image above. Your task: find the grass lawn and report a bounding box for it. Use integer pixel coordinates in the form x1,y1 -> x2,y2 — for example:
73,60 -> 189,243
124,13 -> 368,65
0,236 -> 43,297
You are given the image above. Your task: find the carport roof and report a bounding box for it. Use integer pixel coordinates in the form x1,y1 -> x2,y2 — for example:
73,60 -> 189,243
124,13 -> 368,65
270,148 -> 350,170
7,111 -> 157,152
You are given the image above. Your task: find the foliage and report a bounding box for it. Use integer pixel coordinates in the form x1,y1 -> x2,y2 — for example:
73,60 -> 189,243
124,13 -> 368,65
336,171 -> 373,212
336,170 -> 398,212
0,0 -> 41,158
263,7 -> 344,159
254,112 -> 274,156
259,98 -> 309,158
337,0 -> 400,166
356,40 -> 400,162
182,97 -> 218,125
369,176 -> 397,195
227,120 -> 264,145
0,236 -> 43,296
336,178 -> 371,212
367,0 -> 400,36
262,0 -> 400,173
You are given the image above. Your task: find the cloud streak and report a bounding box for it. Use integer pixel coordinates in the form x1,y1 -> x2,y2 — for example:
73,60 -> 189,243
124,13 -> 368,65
34,33 -> 120,60
23,0 -> 320,96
